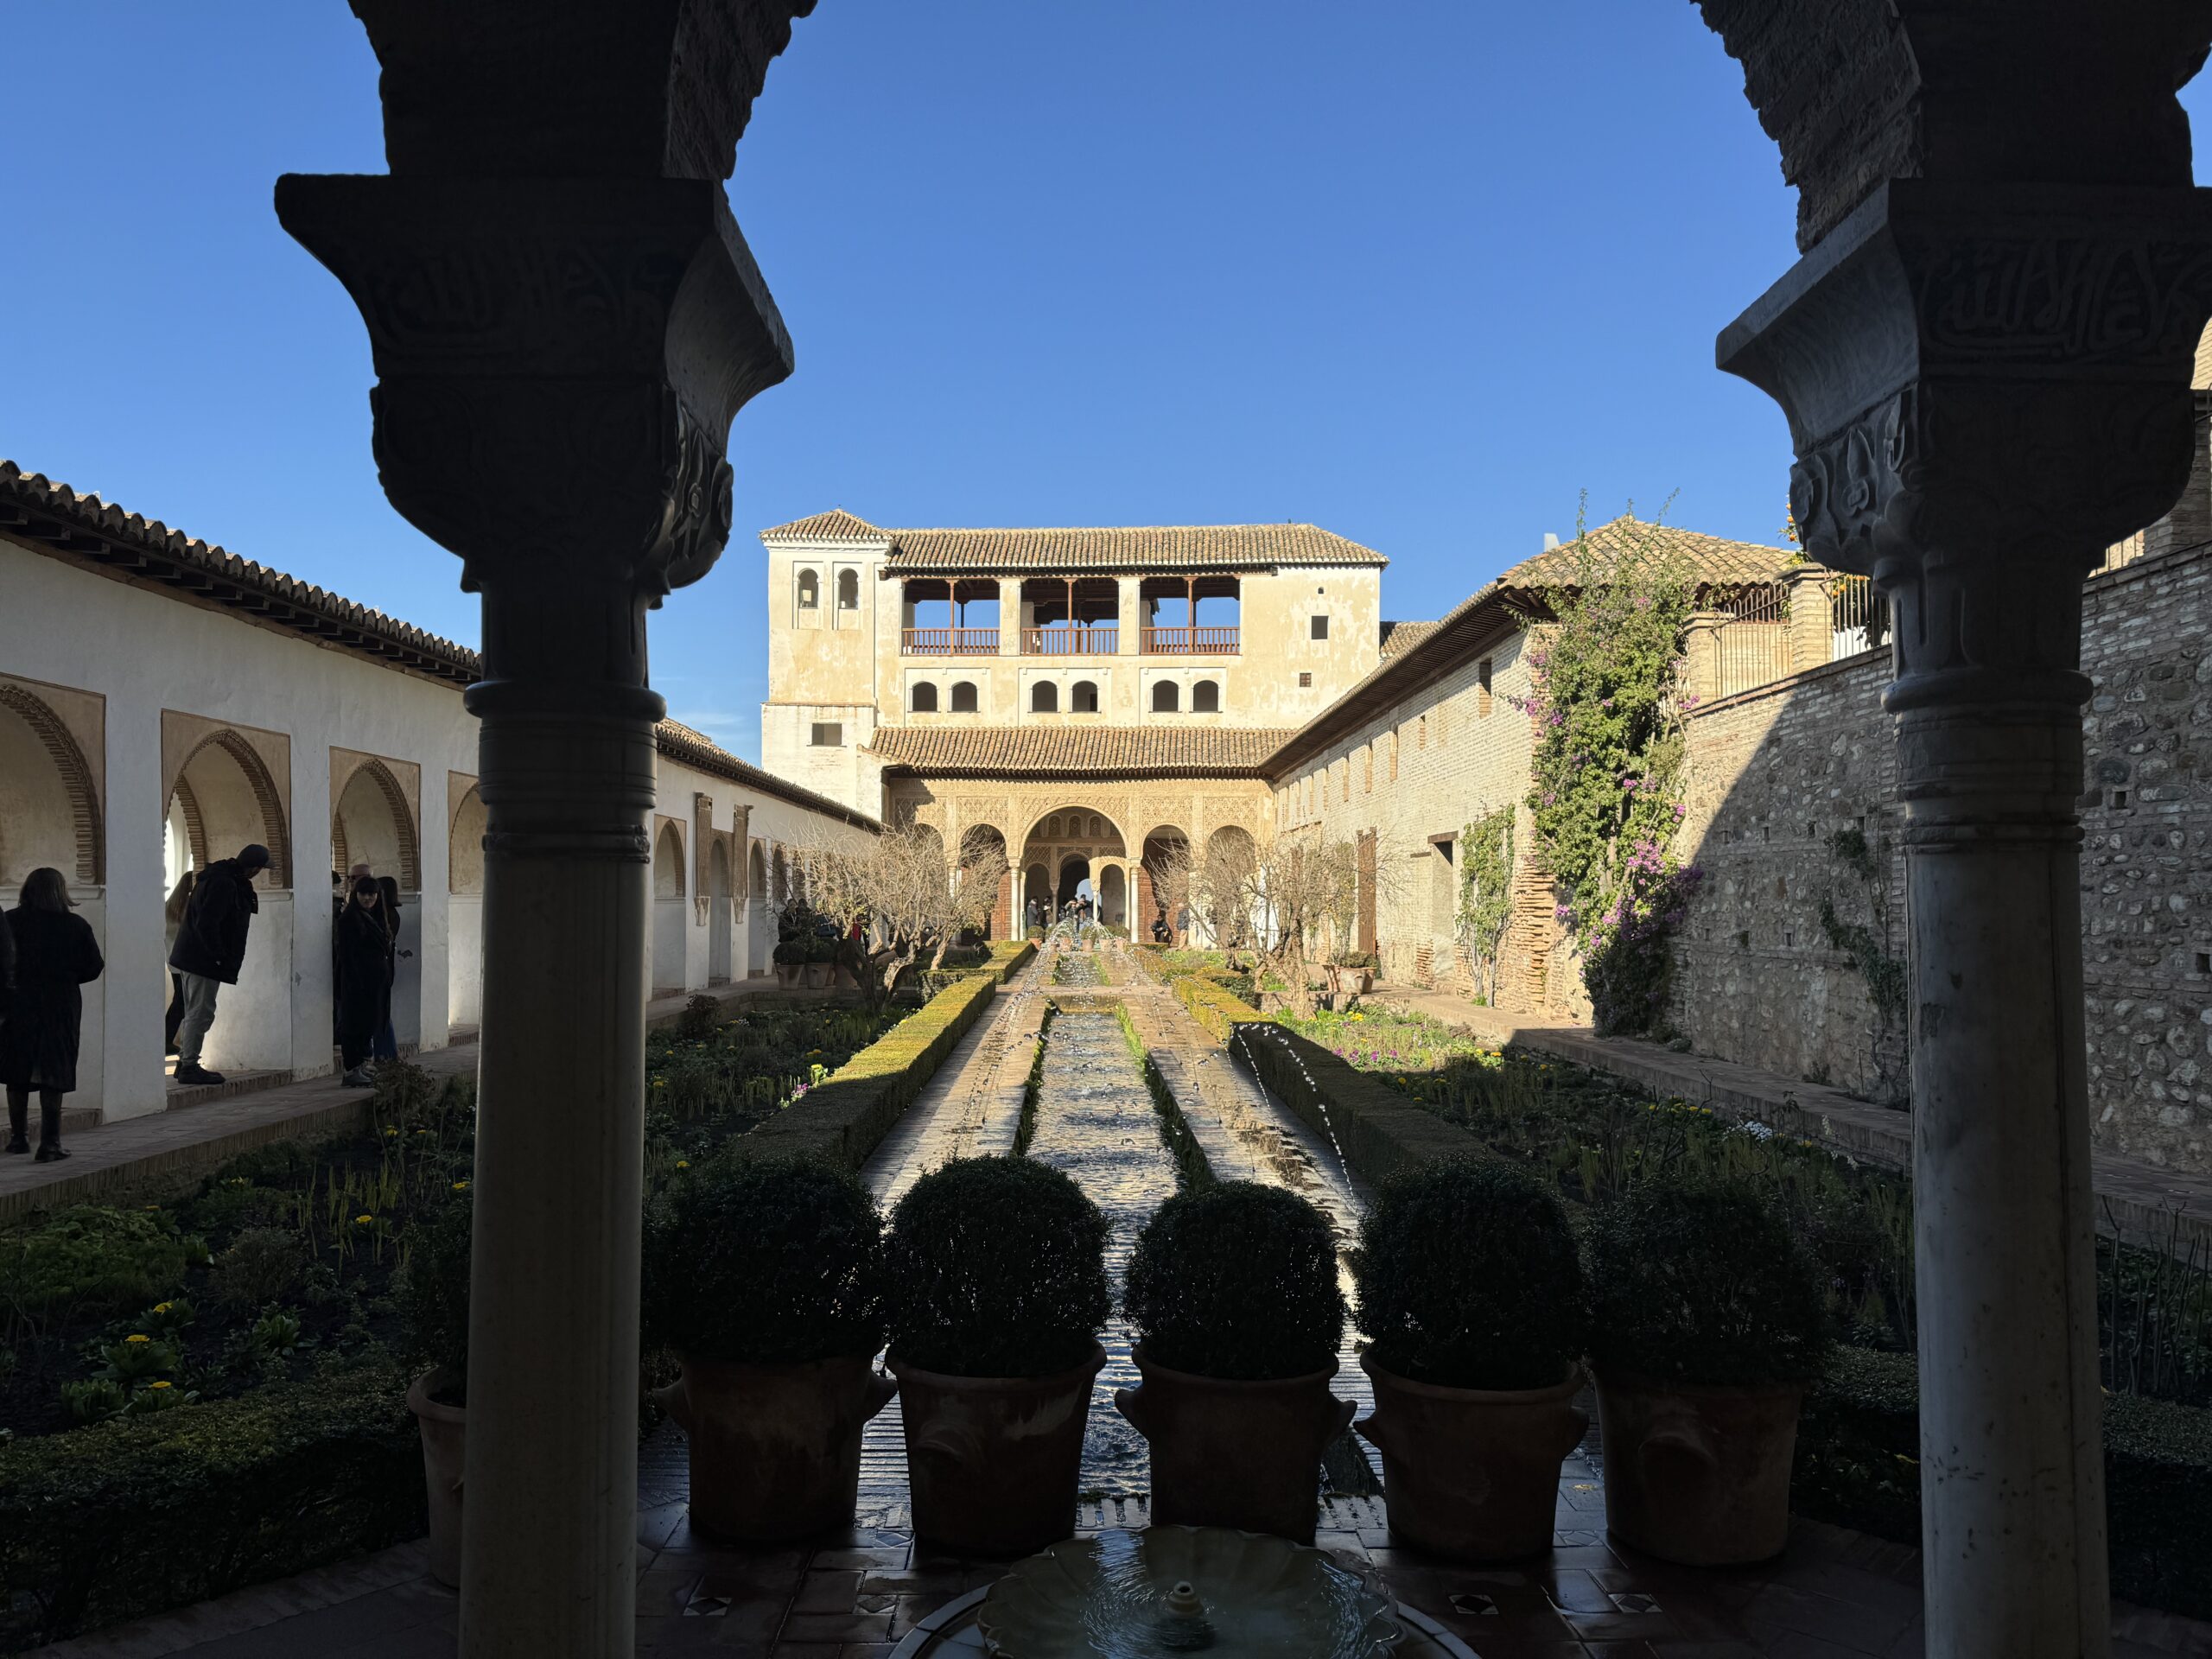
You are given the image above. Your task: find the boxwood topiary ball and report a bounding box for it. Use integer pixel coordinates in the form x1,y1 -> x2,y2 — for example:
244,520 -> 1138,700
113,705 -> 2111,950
1352,1159 -> 1587,1392
1123,1181 -> 1344,1381
644,1154 -> 887,1365
1585,1177 -> 1827,1388
884,1156 -> 1109,1378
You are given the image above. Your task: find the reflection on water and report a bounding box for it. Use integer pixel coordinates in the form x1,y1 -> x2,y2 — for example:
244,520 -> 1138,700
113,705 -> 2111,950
1025,1013 -> 1183,1497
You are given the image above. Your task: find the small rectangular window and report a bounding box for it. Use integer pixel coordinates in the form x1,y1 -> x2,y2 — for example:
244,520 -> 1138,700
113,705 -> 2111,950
1311,614 -> 1330,640
1298,671 -> 1313,688
1363,748 -> 1372,793
1477,658 -> 1493,717
2196,950 -> 2212,976
810,722 -> 843,747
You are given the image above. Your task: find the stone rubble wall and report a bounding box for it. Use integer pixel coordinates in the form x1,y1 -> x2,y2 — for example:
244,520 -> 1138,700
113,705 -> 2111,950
1669,542 -> 2212,1169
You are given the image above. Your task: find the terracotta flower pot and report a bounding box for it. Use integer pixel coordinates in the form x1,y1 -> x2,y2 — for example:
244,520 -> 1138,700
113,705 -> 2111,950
1113,1344 -> 1354,1544
1593,1371 -> 1805,1565
406,1370 -> 467,1590
889,1342 -> 1106,1556
773,961 -> 801,988
1356,1357 -> 1586,1561
654,1353 -> 897,1542
804,962 -> 833,989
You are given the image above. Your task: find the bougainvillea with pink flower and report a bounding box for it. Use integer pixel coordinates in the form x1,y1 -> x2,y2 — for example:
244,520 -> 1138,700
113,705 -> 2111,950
1512,512 -> 1702,1033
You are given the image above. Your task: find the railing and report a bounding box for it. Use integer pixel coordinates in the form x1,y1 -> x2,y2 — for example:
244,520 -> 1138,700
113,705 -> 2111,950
1141,626 -> 1241,655
1829,575 -> 1890,658
1023,625 -> 1118,655
901,627 -> 999,655
1713,584 -> 1793,700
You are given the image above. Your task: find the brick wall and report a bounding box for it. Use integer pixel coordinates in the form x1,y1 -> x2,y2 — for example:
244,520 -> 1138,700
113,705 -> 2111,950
1669,542 -> 2212,1167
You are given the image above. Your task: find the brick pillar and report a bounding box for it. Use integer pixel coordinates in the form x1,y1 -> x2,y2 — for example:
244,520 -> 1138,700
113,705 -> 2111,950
999,578 -> 1021,656
1783,566 -> 1832,672
1681,611 -> 1729,707
1137,863 -> 1156,937
995,865 -> 1014,939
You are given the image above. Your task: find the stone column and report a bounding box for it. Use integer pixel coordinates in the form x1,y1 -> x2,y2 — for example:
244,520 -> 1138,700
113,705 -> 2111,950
1782,565 -> 1832,673
1722,181 -> 2212,1659
1118,575 -> 1141,655
1000,577 -> 1023,657
276,11 -> 803,1654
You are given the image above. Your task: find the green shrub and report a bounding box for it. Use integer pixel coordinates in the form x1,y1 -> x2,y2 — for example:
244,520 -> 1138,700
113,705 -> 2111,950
1171,972 -> 1269,1043
885,1157 -> 1109,1377
0,1362 -> 423,1649
400,1193 -> 472,1390
645,1154 -> 886,1364
1352,1160 -> 1587,1391
0,1206 -> 204,1318
675,992 -> 721,1043
210,1227 -> 308,1310
1123,1181 -> 1344,1381
1231,1022 -> 1495,1185
1585,1179 -> 1827,1386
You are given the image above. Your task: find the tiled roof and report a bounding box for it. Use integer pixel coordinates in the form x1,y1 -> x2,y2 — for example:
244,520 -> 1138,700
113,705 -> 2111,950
760,512 -> 1387,573
759,509 -> 887,543
0,461 -> 873,829
1501,516 -> 1792,588
654,720 -> 880,829
1,461 -> 481,688
1378,620 -> 1439,657
867,726 -> 1295,778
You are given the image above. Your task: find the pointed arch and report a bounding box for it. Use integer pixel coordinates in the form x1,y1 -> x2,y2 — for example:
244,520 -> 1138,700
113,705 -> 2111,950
331,755 -> 423,891
0,682 -> 104,887
170,728 -> 291,887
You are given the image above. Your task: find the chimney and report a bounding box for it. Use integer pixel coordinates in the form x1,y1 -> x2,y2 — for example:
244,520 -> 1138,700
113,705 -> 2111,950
1541,532 -> 1560,550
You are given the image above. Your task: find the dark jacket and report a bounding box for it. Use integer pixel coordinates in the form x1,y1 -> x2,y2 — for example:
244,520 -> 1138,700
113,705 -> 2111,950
0,908 -> 105,1094
169,859 -> 259,984
0,902 -> 14,1023
334,902 -> 393,1051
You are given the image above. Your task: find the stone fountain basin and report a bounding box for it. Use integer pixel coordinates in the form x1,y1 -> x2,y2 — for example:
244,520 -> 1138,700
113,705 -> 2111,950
976,1525 -> 1402,1658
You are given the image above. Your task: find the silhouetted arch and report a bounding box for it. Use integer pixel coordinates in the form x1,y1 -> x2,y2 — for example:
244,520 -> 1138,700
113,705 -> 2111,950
1032,682 -> 1058,713
912,682 -> 939,712
331,755 -> 421,891
654,821 -> 685,898
1152,681 -> 1179,713
1192,679 -> 1220,713
950,681 -> 978,712
0,683 -> 103,886
170,729 -> 291,887
1071,679 -> 1099,713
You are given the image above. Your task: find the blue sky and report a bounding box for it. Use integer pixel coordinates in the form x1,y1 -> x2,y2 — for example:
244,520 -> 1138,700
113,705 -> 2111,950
7,5 -> 2206,760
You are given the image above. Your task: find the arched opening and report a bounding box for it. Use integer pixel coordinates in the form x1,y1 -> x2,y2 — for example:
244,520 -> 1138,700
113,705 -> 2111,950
1031,681 -> 1058,713
708,839 -> 734,984
1192,679 -> 1220,713
1071,679 -> 1099,713
163,727 -> 292,1082
911,681 -> 939,713
836,568 -> 860,611
448,784 -> 486,1029
1100,863 -> 1126,929
1142,827 -> 1190,942
1151,680 -> 1180,714
958,825 -> 1011,939
950,680 -> 978,712
747,841 -> 772,977
1057,853 -> 1090,913
796,568 -> 819,612
1200,825 -> 1260,949
652,820 -> 687,994
1023,861 -> 1051,933
331,757 -> 422,1051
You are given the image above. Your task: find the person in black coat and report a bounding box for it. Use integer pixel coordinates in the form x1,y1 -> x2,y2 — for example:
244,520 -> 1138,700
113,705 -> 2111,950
334,876 -> 393,1087
2,868 -> 105,1161
168,843 -> 269,1086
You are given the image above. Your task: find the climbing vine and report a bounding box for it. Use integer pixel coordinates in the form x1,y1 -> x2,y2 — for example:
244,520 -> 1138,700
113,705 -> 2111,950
1456,806 -> 1515,1006
1516,512 -> 1703,1035
1818,823 -> 1908,1097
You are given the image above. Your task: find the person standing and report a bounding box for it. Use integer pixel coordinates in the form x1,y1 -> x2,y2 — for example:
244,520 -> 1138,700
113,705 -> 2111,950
1,868 -> 105,1161
334,876 -> 392,1087
162,869 -> 196,1056
347,863 -> 404,1064
168,842 -> 270,1086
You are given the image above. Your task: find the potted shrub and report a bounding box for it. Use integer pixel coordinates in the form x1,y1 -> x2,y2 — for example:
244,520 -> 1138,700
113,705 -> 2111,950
1351,1160 -> 1589,1560
884,1157 -> 1110,1555
644,1154 -> 894,1541
803,936 -> 836,990
1116,1181 -> 1350,1542
1326,950 -> 1376,995
1584,1178 -> 1827,1565
771,938 -> 806,988
400,1190 -> 473,1588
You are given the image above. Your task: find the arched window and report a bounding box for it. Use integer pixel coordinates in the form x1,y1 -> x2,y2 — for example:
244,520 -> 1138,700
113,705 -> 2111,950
1152,681 -> 1180,713
1032,682 -> 1059,713
950,681 -> 978,712
1046,816 -> 1063,838
1192,679 -> 1220,713
1071,680 -> 1099,713
911,682 -> 939,713
837,569 -> 860,610
1088,815 -> 1104,838
796,569 -> 819,610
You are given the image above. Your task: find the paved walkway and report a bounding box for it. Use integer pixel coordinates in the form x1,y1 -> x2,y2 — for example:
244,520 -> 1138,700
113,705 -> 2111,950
0,977 -> 837,1224
35,951 -> 2212,1658
1370,984 -> 2212,1260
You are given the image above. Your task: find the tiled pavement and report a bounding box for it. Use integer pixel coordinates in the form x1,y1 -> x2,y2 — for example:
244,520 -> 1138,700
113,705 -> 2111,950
1371,984 -> 2212,1262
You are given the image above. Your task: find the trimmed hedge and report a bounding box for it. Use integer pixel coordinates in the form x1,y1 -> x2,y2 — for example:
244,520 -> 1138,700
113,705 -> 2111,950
987,939 -> 1037,982
1797,1345 -> 2212,1618
0,1362 -> 423,1649
745,970 -> 1001,1169
1186,987 -> 1493,1184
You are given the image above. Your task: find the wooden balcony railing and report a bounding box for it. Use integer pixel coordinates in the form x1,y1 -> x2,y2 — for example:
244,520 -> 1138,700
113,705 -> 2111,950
1022,625 -> 1118,655
1141,626 -> 1240,655
902,627 -> 1000,655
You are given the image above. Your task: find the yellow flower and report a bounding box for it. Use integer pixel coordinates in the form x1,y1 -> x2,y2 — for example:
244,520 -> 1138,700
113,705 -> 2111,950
149,1380 -> 173,1390
450,1180 -> 470,1192
355,1213 -> 373,1225
125,1333 -> 151,1344
154,1302 -> 172,1314
675,1160 -> 691,1170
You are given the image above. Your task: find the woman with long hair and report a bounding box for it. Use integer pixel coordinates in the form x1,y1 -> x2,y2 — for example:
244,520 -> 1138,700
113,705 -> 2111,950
1,867 -> 105,1160
334,875 -> 392,1087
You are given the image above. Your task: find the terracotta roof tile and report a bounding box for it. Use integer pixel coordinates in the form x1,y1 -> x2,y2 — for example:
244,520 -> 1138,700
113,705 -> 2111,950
760,513 -> 1387,574
653,719 -> 880,828
1378,619 -> 1439,657
867,725 -> 1294,778
1502,516 -> 1791,588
